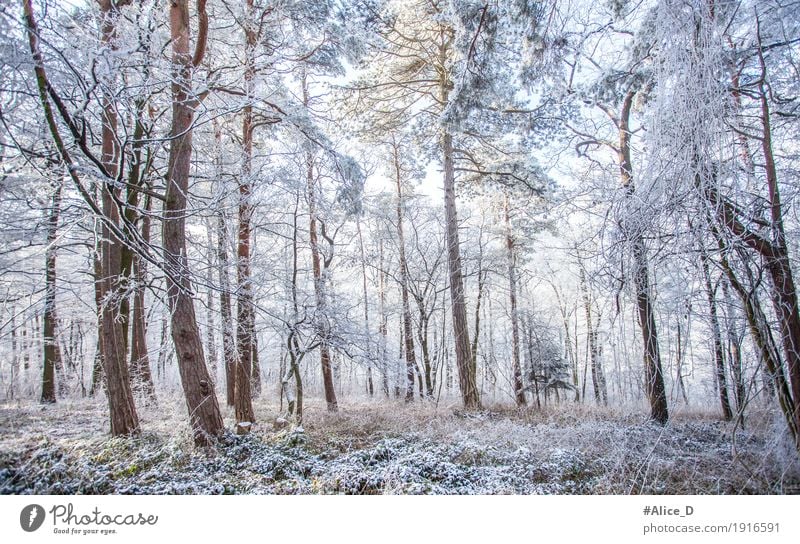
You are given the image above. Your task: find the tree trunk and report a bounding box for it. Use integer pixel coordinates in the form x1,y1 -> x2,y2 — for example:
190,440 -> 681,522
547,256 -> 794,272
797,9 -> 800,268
442,130 -> 480,409
505,192 -> 526,407
303,72 -> 337,412
720,249 -> 797,446
214,121 -> 236,408
378,239 -> 390,397
307,161 -> 337,411
579,262 -> 607,405
391,139 -> 417,402
618,90 -> 668,424
234,0 -> 258,433
130,193 -> 156,403
164,0 -> 224,445
41,180 -> 62,404
204,220 -> 219,384
10,313 -> 19,400
675,317 -> 689,405
356,219 -> 374,397
700,253 -> 733,421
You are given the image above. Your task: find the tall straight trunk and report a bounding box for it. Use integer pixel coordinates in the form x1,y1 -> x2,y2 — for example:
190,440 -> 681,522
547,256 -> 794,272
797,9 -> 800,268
618,90 -> 668,424
41,181 -> 62,404
304,73 -> 337,412
470,261 -> 486,386
203,221 -> 218,383
356,219 -> 374,396
722,279 -> 746,421
700,253 -> 733,420
378,239 -> 390,397
234,0 -> 257,432
391,139 -> 417,402
10,313 -> 19,399
89,239 -> 104,397
505,192 -> 526,407
130,193 -> 156,403
442,130 -> 479,409
675,318 -> 689,405
213,122 -> 236,407
417,312 -> 433,397
165,0 -> 224,445
578,263 -> 607,405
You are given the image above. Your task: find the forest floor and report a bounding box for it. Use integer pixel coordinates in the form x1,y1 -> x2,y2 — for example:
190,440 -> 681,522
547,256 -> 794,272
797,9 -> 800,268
0,395 -> 798,495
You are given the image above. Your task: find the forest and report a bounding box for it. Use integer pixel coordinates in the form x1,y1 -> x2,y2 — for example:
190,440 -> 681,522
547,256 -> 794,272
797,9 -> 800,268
0,0 -> 799,495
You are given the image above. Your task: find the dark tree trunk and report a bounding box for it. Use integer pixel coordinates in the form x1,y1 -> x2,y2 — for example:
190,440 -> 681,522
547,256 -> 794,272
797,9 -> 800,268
579,263 -> 607,406
391,139 -> 417,402
308,156 -> 337,412
130,194 -> 156,403
442,130 -> 480,409
165,0 -> 224,445
505,193 -> 527,407
356,219 -> 375,397
618,91 -> 668,424
41,181 -> 62,404
214,120 -> 236,407
234,0 -> 257,433
303,73 -> 337,412
378,239 -> 390,397
701,253 -> 733,421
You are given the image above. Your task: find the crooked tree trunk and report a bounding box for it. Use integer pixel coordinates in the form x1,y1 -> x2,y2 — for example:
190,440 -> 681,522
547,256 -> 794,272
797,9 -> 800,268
307,161 -> 337,412
618,91 -> 668,424
720,249 -> 797,446
41,180 -> 62,404
165,0 -> 224,445
304,73 -> 337,412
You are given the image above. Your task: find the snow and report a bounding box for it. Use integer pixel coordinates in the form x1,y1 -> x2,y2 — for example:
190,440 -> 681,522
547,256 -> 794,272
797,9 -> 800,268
0,396 -> 797,495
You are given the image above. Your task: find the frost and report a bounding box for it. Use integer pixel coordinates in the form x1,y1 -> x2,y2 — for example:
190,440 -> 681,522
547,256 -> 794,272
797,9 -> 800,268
1,398 -> 796,495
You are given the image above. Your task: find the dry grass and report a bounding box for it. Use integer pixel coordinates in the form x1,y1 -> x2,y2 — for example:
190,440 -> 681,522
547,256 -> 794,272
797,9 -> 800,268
0,395 -> 798,494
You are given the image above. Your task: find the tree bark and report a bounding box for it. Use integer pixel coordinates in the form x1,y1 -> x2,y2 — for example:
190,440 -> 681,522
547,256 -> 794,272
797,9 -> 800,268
165,0 -> 224,445
378,239 -> 390,397
41,180 -> 62,404
391,139 -> 418,402
618,90 -> 668,424
442,130 -> 480,409
578,262 -> 607,405
233,0 -> 258,432
700,253 -> 733,421
130,193 -> 156,403
356,219 -> 374,396
505,192 -> 526,407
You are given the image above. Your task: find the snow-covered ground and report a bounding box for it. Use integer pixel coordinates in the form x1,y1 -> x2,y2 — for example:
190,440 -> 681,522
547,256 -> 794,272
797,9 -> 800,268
1,397 -> 797,494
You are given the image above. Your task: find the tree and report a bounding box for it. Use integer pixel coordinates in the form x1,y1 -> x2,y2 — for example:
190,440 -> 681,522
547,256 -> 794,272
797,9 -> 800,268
40,177 -> 62,404
164,0 -> 224,445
